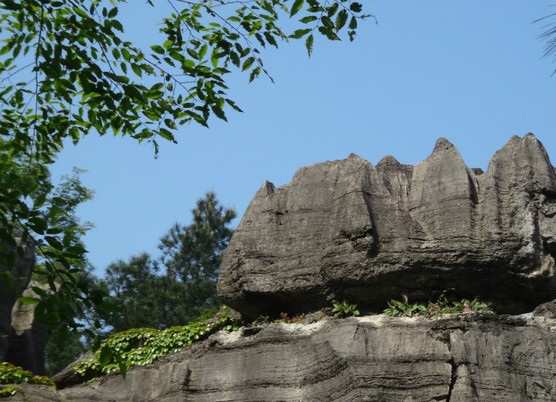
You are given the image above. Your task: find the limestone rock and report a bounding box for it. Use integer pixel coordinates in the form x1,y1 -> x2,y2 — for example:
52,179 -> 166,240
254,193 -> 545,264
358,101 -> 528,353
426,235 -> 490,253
6,282 -> 51,374
15,313 -> 556,401
218,134 -> 556,317
1,235 -> 49,374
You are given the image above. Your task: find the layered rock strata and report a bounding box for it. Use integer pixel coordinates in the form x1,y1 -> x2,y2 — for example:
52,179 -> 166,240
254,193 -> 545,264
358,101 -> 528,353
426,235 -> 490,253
18,313 -> 556,402
218,134 -> 556,317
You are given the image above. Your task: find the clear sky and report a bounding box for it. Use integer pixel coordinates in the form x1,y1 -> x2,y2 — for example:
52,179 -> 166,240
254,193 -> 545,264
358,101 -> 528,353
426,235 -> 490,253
51,1 -> 556,274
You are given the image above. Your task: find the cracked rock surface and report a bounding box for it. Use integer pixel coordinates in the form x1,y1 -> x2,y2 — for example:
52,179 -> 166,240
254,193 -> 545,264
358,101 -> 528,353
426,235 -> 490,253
15,313 -> 556,401
218,134 -> 556,317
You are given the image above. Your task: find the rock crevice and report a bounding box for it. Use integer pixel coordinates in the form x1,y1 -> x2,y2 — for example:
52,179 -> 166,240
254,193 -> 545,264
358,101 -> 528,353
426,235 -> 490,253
37,313 -> 556,402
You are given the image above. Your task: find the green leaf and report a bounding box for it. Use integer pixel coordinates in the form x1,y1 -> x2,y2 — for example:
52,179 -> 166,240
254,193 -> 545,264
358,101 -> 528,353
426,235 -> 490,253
349,16 -> 357,30
151,45 -> 165,55
131,63 -> 143,77
305,34 -> 314,56
349,2 -> 362,12
249,66 -> 261,82
321,15 -> 334,29
327,3 -> 339,17
17,297 -> 40,305
123,84 -> 143,100
45,236 -> 63,250
300,16 -> 318,24
98,346 -> 113,366
186,48 -> 199,60
242,57 -> 255,72
290,28 -> 311,39
335,9 -> 348,31
290,0 -> 305,17
211,104 -> 227,121
198,44 -> 208,59
264,32 -> 278,48
29,217 -> 48,234
210,49 -> 219,68
318,26 -> 340,40
31,286 -> 49,298
230,51 -> 240,67
121,47 -> 131,61
108,7 -> 118,18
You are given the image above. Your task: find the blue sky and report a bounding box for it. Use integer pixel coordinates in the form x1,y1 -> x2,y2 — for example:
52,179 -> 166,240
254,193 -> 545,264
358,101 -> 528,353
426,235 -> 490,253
51,1 -> 556,274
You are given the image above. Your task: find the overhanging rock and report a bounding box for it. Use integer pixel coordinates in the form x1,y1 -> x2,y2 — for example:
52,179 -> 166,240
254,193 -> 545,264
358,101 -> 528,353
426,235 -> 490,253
218,134 -> 556,317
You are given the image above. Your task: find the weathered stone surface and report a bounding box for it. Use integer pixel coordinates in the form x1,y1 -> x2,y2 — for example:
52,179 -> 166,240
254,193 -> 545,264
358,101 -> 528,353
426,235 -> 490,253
0,237 -> 47,374
0,234 -> 35,367
219,134 -> 556,317
6,282 -> 50,375
14,313 -> 556,401
1,235 -> 49,374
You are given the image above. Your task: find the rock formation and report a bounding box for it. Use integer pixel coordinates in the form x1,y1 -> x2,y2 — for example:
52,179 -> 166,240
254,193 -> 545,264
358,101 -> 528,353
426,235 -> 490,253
11,312 -> 556,401
218,134 -> 556,317
0,234 -> 48,374
7,134 -> 556,402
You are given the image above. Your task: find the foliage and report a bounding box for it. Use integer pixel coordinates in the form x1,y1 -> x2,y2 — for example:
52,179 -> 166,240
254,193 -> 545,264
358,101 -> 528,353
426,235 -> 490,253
159,191 -> 236,284
0,0 -> 372,160
74,306 -> 240,380
331,299 -> 360,318
158,191 -> 236,322
252,315 -> 272,325
0,164 -> 94,326
0,0 -> 372,332
44,322 -> 89,376
93,192 -> 236,333
0,362 -> 55,388
96,253 -> 163,332
384,293 -> 491,318
536,11 -> 556,75
0,385 -> 24,398
384,297 -> 427,318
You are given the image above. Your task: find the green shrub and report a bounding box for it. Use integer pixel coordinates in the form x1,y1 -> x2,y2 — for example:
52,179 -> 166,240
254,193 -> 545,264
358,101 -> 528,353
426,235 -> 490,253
0,385 -> 24,398
74,306 -> 240,380
0,362 -> 55,388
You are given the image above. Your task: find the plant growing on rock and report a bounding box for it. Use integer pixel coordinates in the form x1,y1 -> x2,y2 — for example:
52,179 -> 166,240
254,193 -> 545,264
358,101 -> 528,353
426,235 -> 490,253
279,312 -> 306,323
384,294 -> 491,318
331,300 -> 360,318
384,296 -> 427,318
0,362 -> 55,388
74,306 -> 240,380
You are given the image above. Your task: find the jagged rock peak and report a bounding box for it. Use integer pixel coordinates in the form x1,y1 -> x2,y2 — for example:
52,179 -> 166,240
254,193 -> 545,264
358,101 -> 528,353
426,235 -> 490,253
219,134 -> 556,318
376,155 -> 401,168
432,137 -> 456,152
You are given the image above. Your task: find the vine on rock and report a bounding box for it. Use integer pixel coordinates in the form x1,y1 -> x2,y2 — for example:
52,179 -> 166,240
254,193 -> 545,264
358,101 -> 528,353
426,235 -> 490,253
74,306 -> 240,380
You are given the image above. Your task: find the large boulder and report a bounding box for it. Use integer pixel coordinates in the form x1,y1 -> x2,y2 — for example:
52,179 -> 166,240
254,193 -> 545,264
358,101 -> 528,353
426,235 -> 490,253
13,313 -> 556,401
0,234 -> 35,364
218,134 -> 556,317
0,234 -> 48,374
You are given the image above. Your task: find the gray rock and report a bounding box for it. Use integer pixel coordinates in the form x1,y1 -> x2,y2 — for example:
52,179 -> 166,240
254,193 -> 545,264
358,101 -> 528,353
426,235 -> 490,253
218,134 -> 556,317
15,313 -> 556,401
6,282 -> 51,375
1,234 -> 49,374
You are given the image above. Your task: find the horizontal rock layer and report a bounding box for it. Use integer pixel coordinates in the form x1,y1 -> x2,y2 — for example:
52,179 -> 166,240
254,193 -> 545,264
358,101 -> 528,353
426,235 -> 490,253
18,313 -> 556,401
218,134 -> 556,317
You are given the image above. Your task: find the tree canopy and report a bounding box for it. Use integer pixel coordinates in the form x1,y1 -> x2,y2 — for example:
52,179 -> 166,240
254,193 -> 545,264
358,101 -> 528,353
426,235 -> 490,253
0,0 -> 372,328
42,191 -> 234,374
97,192 -> 235,333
